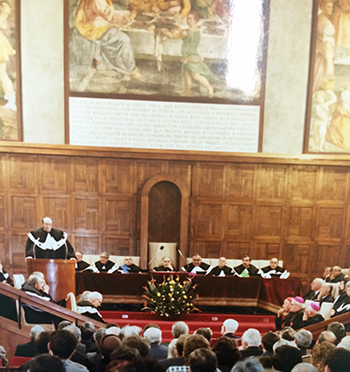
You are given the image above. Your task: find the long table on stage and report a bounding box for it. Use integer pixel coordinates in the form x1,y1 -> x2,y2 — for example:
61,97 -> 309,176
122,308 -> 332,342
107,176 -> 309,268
76,273 -> 302,313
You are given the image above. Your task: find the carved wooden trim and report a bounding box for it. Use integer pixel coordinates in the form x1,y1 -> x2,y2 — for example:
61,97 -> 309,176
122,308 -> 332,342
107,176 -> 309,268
140,174 -> 189,268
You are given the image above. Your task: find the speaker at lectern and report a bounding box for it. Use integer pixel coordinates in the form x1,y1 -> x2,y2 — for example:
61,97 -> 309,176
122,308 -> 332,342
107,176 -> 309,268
148,242 -> 177,270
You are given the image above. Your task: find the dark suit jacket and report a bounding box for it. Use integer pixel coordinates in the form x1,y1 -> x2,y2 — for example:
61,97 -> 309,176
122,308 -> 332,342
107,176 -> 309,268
234,264 -> 259,276
240,346 -> 263,359
15,340 -> 36,357
208,265 -> 232,276
159,356 -> 185,369
149,343 -> 168,360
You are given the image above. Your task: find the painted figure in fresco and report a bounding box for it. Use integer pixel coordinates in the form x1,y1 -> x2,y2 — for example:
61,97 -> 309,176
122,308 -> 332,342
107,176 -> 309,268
75,0 -> 146,81
311,89 -> 337,152
157,0 -> 191,19
0,1 -> 16,111
326,87 -> 350,149
129,0 -> 160,13
333,0 -> 350,57
313,0 -> 335,94
161,10 -> 216,97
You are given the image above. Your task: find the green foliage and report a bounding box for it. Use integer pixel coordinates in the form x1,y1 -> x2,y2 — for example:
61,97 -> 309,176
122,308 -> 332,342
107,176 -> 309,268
142,275 -> 199,317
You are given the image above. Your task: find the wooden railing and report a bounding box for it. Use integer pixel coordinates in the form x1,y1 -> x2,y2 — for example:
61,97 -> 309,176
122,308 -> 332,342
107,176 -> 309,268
0,282 -> 105,330
304,312 -> 350,338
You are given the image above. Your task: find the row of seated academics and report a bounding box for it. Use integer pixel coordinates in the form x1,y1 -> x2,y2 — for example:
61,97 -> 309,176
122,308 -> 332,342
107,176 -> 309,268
75,252 -> 291,279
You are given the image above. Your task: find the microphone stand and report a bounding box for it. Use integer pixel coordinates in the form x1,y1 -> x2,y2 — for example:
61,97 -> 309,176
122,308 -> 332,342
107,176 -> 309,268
177,247 -> 188,270
148,246 -> 164,271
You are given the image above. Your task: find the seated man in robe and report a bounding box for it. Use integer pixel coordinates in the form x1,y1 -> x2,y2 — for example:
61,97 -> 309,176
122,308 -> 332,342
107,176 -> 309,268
233,255 -> 259,277
208,257 -> 232,276
25,217 -> 76,260
328,266 -> 345,283
260,258 -> 290,279
153,256 -> 175,271
301,301 -> 324,327
0,259 -> 13,285
21,271 -> 68,326
332,281 -> 350,317
0,259 -> 16,321
303,277 -> 324,300
75,251 -> 91,272
181,254 -> 212,274
93,252 -> 118,273
317,283 -> 334,306
118,256 -> 141,273
275,297 -> 293,331
76,291 -> 106,323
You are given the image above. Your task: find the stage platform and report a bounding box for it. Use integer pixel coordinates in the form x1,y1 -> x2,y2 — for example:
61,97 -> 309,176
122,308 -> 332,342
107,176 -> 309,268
100,310 -> 276,343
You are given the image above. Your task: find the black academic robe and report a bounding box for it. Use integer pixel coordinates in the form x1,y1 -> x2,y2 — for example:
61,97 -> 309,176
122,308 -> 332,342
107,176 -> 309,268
76,300 -> 106,323
333,291 -> 348,311
0,269 -> 13,286
15,340 -> 36,357
260,265 -> 286,276
183,262 -> 211,274
25,227 -> 76,260
290,310 -> 305,330
329,273 -> 345,283
303,289 -> 319,301
153,265 -> 175,272
76,260 -> 91,271
332,295 -> 350,317
117,263 -> 141,273
300,314 -> 324,328
94,260 -> 116,272
319,293 -> 334,306
234,264 -> 259,276
208,265 -> 232,276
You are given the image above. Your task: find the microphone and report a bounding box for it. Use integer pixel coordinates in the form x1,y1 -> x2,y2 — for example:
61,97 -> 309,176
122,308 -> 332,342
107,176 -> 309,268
148,245 -> 165,269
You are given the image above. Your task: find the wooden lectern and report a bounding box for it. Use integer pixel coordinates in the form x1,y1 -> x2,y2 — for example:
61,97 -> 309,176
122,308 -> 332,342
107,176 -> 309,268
26,259 -> 75,301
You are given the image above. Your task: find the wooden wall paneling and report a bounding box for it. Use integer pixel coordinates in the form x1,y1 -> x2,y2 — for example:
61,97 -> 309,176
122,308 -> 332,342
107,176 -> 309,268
136,160 -> 166,192
105,197 -> 132,235
74,197 -> 100,232
226,203 -> 253,238
0,195 -> 4,228
318,167 -> 348,202
0,154 -> 5,191
10,196 -> 37,230
74,235 -> 100,255
42,196 -> 70,232
195,202 -> 223,238
39,156 -> 70,194
255,204 -> 284,238
105,237 -> 131,256
311,244 -> 342,275
256,165 -> 287,200
288,166 -> 317,202
10,233 -> 28,273
0,233 -> 6,268
101,159 -> 133,195
167,161 -> 192,193
316,207 -> 345,240
7,155 -> 38,193
72,158 -> 100,194
225,241 -> 252,260
225,164 -> 256,200
256,242 -> 282,261
287,206 -> 314,240
192,163 -> 225,198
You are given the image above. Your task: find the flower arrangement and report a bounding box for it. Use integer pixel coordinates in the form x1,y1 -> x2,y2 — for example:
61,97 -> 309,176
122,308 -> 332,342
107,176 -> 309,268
143,275 -> 199,317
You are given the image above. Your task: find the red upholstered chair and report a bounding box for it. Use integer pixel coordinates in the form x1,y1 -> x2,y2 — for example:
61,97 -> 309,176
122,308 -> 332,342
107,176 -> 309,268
9,356 -> 31,367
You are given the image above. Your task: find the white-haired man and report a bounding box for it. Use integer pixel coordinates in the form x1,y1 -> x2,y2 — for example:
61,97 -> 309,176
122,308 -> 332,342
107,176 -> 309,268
144,327 -> 168,360
153,257 -> 175,272
25,217 -> 76,260
15,325 -> 45,357
208,257 -> 232,276
240,328 -> 263,359
303,278 -> 324,301
118,256 -> 141,273
76,291 -> 106,323
260,258 -> 290,279
182,254 -> 212,275
221,319 -> 239,339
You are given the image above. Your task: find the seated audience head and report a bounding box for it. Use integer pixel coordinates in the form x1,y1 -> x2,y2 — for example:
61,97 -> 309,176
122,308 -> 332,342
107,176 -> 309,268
35,331 -> 51,354
242,255 -> 251,268
332,266 -> 342,278
327,322 -> 346,345
212,337 -> 241,369
221,318 -> 239,335
124,256 -> 133,266
218,257 -> 227,268
310,278 -> 324,291
312,341 -> 336,372
75,251 -> 84,262
162,256 -> 173,268
324,267 -> 332,277
282,297 -> 293,312
273,339 -> 297,353
143,327 -> 162,344
30,325 -> 45,340
339,278 -> 350,292
295,329 -> 313,350
271,345 -> 302,372
241,329 -> 261,348
42,217 -> 53,232
80,321 -> 95,340
280,327 -> 296,341
99,334 -> 122,357
345,281 -> 350,296
188,348 -> 217,372
30,354 -> 65,372
269,257 -> 279,269
106,326 -> 121,337
49,330 -> 78,360
100,252 -> 110,264
337,336 -> 350,351
290,297 -> 304,312
194,328 -> 212,342
110,345 -> 140,362
122,326 -> 142,338
172,321 -> 189,338
77,290 -> 91,302
122,335 -> 150,358
262,331 -> 280,353
57,320 -> 72,330
291,363 -> 318,372
105,360 -> 134,372
175,334 -> 188,358
94,327 -> 107,346
167,338 -> 178,358
305,301 -> 320,318
27,271 -> 46,291
325,348 -> 350,372
191,254 -> 202,267
320,283 -> 332,297
63,323 -> 82,342
231,357 -> 264,372
87,291 -> 103,307
183,334 -> 210,363
317,331 -> 337,344
143,323 -> 160,333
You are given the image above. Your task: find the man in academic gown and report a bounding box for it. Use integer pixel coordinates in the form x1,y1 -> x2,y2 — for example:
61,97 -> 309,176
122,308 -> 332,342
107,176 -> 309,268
76,291 -> 106,323
260,258 -> 290,278
0,260 -> 13,286
93,252 -> 118,273
182,254 -> 212,275
153,256 -> 175,272
75,251 -> 91,272
208,257 -> 232,276
332,281 -> 350,317
117,256 -> 141,273
25,217 -> 76,260
233,255 -> 259,277
328,266 -> 345,283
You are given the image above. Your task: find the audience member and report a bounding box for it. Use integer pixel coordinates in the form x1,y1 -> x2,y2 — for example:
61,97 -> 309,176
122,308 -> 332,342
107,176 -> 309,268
275,297 -> 293,330
260,258 -> 289,278
207,257 -> 232,276
212,337 -> 241,372
317,331 -> 337,344
80,322 -> 96,352
153,257 -> 175,272
172,321 -> 189,338
233,256 -> 259,277
317,283 -> 333,305
143,323 -> 160,333
0,345 -> 7,367
97,334 -> 122,371
294,329 -> 312,362
77,291 -> 106,323
159,334 -> 187,369
182,254 -> 212,274
337,335 -> 350,351
240,329 -> 262,359
271,345 -> 302,372
273,339 -> 297,353
312,341 -> 336,372
303,278 -> 323,300
288,297 -> 305,330
110,345 -> 140,362
332,278 -> 350,314
194,328 -> 212,343
118,257 -> 141,274
325,348 -> 350,372
331,282 -> 350,317
30,354 -> 66,372
122,326 -> 142,339
301,302 -> 324,327
328,266 -> 345,283
188,348 -> 218,372
261,331 -> 280,357
75,251 -> 91,272
291,364 -> 318,372
323,267 -> 332,282
0,260 -> 13,285
231,357 -> 264,372
327,322 -> 346,345
221,318 -> 239,339
280,327 -> 296,341
15,325 -> 45,357
122,335 -> 150,358
63,323 -> 86,363
94,252 -> 118,273
143,327 -> 168,360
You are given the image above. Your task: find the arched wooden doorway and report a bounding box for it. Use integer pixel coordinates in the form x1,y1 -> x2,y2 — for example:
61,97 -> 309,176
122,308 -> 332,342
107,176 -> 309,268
140,175 -> 189,269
